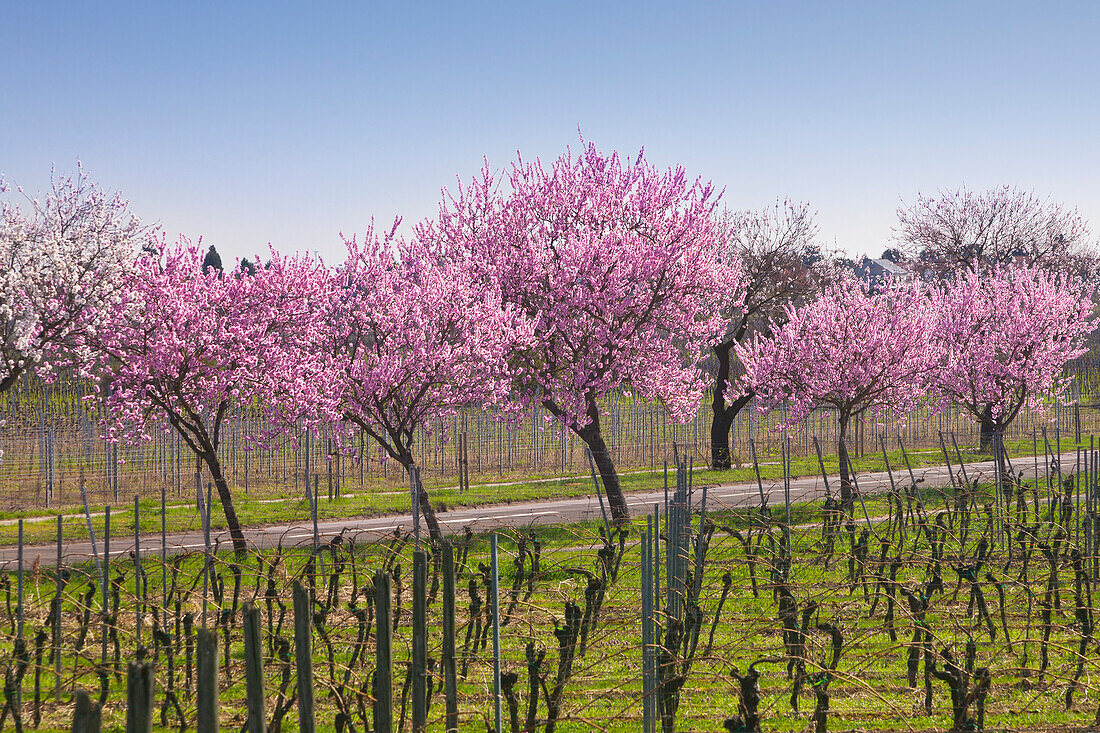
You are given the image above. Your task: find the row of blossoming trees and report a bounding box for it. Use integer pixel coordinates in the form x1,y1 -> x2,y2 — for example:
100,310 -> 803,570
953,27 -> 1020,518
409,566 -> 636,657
739,270 -> 1095,515
1,149 -> 1096,551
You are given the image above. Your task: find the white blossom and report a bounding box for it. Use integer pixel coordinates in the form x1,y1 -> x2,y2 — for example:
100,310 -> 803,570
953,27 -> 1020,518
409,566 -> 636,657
0,166 -> 146,392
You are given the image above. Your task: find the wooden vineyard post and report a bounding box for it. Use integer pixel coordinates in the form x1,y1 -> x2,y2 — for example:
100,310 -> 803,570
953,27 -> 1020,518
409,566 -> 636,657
374,571 -> 393,733
71,689 -> 102,733
412,550 -> 428,732
327,439 -> 333,501
242,604 -> 266,733
196,628 -> 219,733
125,659 -> 154,733
293,582 -> 316,733
459,432 -> 470,494
441,542 -> 459,731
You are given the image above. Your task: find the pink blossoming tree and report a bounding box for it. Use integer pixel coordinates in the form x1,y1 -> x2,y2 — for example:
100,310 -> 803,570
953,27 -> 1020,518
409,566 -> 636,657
98,240 -> 332,552
0,166 -> 145,393
328,222 -> 530,540
737,277 -> 938,511
430,143 -> 742,520
930,265 -> 1095,454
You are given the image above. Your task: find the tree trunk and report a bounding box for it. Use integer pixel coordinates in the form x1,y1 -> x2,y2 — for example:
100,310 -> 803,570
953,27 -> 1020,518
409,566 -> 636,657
837,411 -> 853,515
711,341 -> 735,470
576,410 -> 629,523
542,396 -> 629,521
201,451 -> 247,554
395,449 -> 443,543
712,393 -> 753,471
710,340 -> 755,470
578,425 -> 628,522
979,407 -> 996,453
416,479 -> 443,543
0,367 -> 25,395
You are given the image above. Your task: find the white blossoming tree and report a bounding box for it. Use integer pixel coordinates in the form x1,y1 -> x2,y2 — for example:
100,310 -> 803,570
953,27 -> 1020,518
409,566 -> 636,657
0,165 -> 145,393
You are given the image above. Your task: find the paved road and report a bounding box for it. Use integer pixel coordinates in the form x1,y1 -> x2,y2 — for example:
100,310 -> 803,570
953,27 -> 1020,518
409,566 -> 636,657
0,450 -> 1080,567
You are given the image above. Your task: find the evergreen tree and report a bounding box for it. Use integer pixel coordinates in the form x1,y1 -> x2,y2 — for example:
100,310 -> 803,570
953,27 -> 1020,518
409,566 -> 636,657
202,244 -> 224,274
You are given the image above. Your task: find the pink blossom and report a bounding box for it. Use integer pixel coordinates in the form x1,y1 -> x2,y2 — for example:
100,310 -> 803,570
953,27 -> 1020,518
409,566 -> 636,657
427,142 -> 743,519
326,221 -> 532,538
929,265 -> 1095,438
97,239 -> 333,550
737,276 -> 938,506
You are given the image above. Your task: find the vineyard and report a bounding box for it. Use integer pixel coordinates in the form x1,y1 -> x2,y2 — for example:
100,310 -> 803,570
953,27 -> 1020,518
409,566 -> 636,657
0,449 -> 1099,731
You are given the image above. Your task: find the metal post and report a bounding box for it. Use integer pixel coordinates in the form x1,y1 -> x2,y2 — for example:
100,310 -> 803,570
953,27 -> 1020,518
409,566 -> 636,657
80,479 -> 102,581
311,474 -> 320,560
103,507 -> 111,667
749,438 -> 766,507
938,431 -> 957,494
950,432 -> 971,492
200,483 -> 211,628
410,466 -> 420,549
54,515 -> 62,701
1078,443 -> 1083,546
585,447 -> 613,541
783,436 -> 791,556
897,436 -> 928,519
813,436 -> 831,499
993,433 -> 1004,550
490,534 -> 502,733
134,494 -> 142,650
162,484 -> 168,612
16,519 -> 23,641
641,515 -> 654,733
653,503 -> 660,610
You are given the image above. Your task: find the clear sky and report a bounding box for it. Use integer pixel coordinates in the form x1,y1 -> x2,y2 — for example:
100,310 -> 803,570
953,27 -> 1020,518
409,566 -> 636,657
3,2 -> 1099,263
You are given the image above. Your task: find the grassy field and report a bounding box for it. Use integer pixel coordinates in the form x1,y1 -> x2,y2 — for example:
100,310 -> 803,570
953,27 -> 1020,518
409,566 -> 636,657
5,472 -> 1100,731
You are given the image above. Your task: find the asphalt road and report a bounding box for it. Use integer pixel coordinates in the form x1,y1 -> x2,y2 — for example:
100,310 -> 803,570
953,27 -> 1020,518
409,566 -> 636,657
0,450 -> 1081,567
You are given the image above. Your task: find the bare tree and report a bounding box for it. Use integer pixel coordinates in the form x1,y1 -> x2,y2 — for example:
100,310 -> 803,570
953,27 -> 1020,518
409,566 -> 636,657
895,186 -> 1091,278
711,201 -> 825,469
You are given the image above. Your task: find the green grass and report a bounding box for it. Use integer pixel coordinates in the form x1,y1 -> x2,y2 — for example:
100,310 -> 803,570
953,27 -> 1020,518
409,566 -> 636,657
0,435 -> 1086,548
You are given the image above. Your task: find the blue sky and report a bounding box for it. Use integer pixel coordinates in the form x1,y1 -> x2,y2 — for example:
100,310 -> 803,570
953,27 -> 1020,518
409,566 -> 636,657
2,2 -> 1099,262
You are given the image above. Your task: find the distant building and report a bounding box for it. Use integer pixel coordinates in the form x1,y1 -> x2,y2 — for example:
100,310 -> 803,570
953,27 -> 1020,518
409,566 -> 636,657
856,257 -> 911,287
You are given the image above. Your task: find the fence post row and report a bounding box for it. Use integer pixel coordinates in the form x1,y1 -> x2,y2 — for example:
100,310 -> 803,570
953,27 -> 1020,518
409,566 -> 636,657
4,371 -> 1096,506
